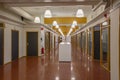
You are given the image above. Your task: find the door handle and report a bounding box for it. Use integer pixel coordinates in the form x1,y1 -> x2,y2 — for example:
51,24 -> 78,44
27,43 -> 29,46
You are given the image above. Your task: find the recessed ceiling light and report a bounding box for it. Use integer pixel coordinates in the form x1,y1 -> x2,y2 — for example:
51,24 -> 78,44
58,28 -> 61,32
71,24 -> 75,28
70,28 -> 73,32
72,21 -> 77,26
53,21 -> 58,26
102,21 -> 108,26
44,10 -> 52,18
56,25 -> 59,28
34,17 -> 40,23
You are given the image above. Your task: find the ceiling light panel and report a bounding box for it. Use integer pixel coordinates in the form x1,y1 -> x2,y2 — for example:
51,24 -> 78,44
53,21 -> 58,26
34,17 -> 40,23
76,9 -> 84,17
72,21 -> 77,26
56,25 -> 59,28
44,10 -> 52,18
71,25 -> 75,28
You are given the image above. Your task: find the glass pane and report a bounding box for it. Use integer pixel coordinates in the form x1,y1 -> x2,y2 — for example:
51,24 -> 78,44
84,32 -> 86,52
81,33 -> 84,52
80,34 -> 82,49
94,26 -> 100,31
89,31 -> 92,56
102,28 -> 108,68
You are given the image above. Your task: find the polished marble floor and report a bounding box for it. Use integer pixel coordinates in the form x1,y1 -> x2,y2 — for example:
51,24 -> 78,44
0,48 -> 110,80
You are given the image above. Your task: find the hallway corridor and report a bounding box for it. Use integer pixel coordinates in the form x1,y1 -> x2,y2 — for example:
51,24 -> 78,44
0,48 -> 110,80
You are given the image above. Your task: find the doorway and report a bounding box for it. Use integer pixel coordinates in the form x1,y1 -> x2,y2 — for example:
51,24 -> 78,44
93,25 -> 100,60
27,32 -> 38,56
0,28 -> 4,65
12,30 -> 19,61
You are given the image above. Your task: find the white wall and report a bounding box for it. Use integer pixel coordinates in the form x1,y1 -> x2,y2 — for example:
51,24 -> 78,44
0,7 -> 23,23
110,8 -> 120,80
0,8 -> 58,64
4,23 -> 23,64
76,8 -> 120,80
23,25 -> 58,56
78,17 -> 106,34
0,8 -> 25,64
40,29 -> 45,55
3,23 -> 52,64
23,25 -> 41,56
87,5 -> 105,22
66,36 -> 71,42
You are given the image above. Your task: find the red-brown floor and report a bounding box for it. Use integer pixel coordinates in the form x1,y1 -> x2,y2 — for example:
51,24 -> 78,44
0,48 -> 110,80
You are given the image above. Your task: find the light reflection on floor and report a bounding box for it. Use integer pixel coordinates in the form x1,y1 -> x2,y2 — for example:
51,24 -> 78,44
0,47 -> 110,80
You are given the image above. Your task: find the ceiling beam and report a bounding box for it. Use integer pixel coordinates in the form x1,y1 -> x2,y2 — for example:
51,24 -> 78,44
9,7 -> 34,21
2,1 -> 99,7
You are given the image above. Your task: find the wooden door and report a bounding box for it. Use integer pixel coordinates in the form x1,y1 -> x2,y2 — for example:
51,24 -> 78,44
12,30 -> 19,61
0,28 -> 4,65
27,32 -> 38,56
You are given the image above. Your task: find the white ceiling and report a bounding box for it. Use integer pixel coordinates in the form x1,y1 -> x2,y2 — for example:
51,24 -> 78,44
20,5 -> 92,17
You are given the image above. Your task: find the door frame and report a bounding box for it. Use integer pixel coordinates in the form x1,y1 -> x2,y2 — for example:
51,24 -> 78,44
54,35 -> 56,49
100,19 -> 110,71
26,31 -> 39,56
11,30 -> 19,60
45,32 -> 50,54
49,32 -> 51,52
119,8 -> 120,80
93,24 -> 100,60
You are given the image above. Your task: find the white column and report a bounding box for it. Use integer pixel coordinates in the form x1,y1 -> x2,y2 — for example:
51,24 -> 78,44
110,8 -> 120,80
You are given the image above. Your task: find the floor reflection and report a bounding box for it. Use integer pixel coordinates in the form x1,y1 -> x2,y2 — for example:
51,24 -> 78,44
0,47 -> 110,80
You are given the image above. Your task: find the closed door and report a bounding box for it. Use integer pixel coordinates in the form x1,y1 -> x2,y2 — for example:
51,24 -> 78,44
54,36 -> 56,49
27,32 -> 38,56
94,31 -> 100,60
12,30 -> 19,61
0,28 -> 4,65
